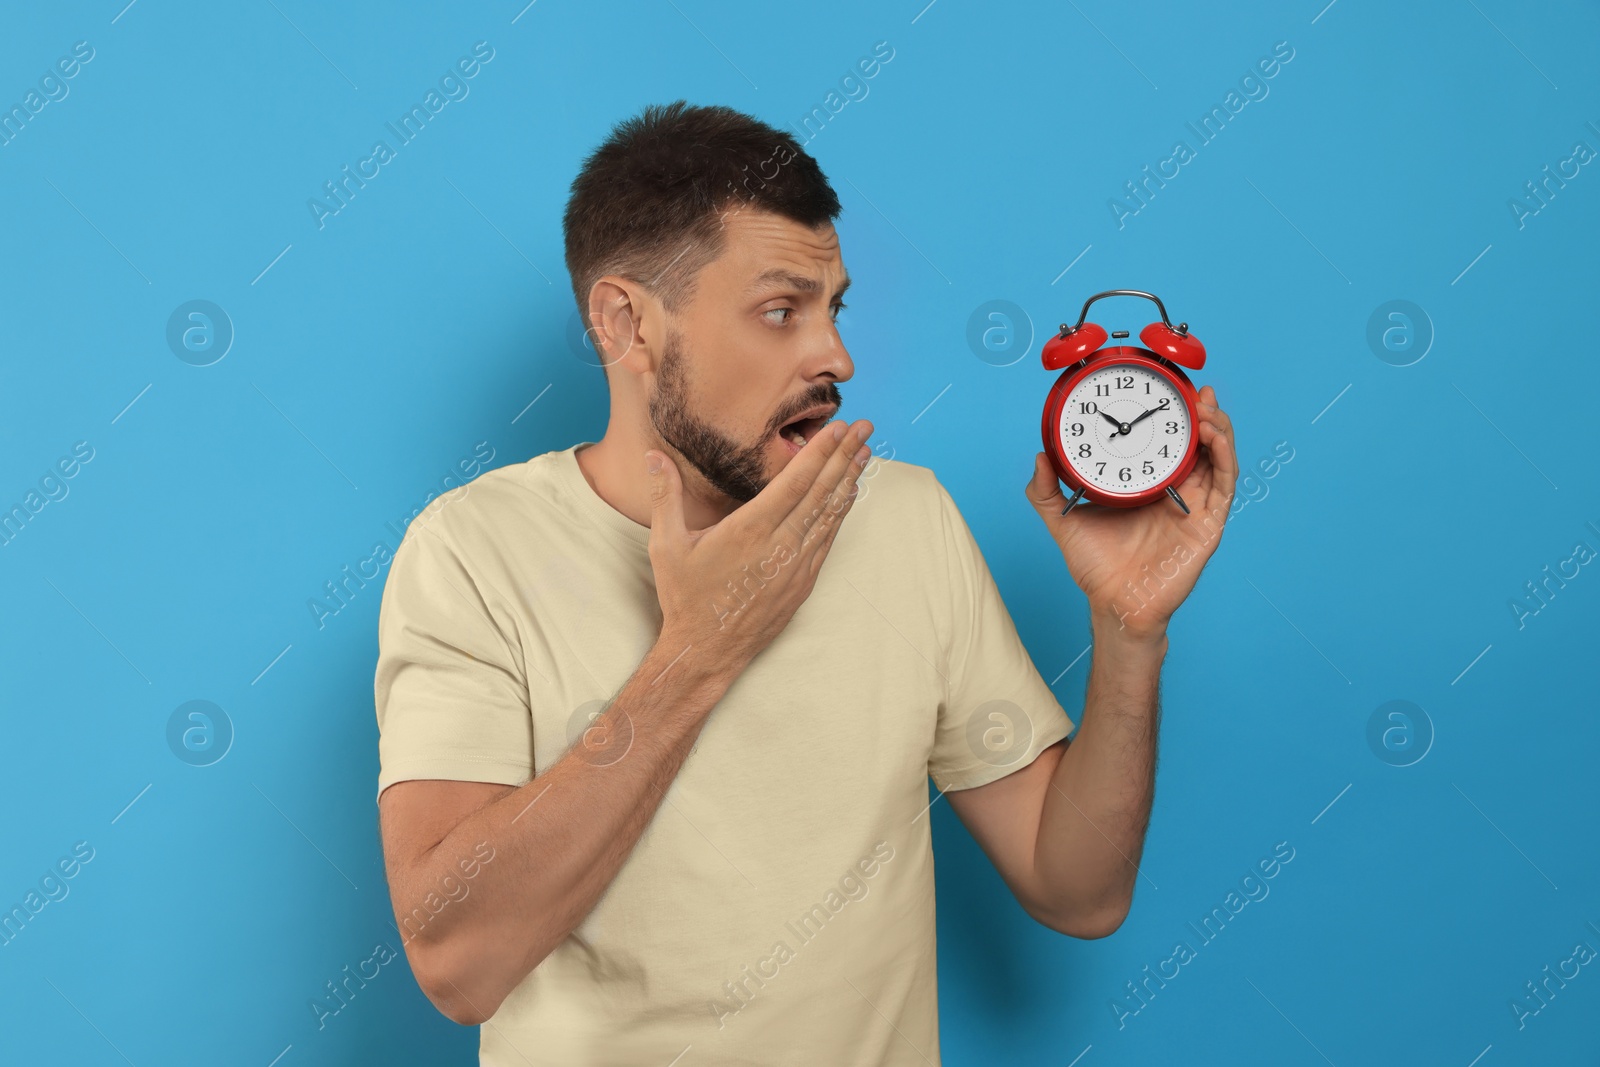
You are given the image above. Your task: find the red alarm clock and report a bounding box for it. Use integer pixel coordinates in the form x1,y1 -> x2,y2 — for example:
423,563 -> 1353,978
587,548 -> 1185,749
1040,289 -> 1206,515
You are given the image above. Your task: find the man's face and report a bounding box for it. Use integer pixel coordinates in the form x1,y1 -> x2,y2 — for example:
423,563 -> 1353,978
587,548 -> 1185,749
647,207 -> 853,504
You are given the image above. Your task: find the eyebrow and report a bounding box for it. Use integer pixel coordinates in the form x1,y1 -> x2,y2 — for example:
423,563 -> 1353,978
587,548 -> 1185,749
745,268 -> 852,301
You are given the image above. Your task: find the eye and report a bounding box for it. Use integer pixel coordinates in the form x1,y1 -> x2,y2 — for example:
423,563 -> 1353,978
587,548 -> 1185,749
762,303 -> 846,326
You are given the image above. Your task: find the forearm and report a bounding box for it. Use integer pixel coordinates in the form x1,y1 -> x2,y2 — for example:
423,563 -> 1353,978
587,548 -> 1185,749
1033,608 -> 1166,936
401,633 -> 737,1021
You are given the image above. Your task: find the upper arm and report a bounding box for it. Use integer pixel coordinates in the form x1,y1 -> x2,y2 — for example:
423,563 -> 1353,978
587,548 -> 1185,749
924,474 -> 1076,791
374,520 -> 537,804
944,739 -> 1068,918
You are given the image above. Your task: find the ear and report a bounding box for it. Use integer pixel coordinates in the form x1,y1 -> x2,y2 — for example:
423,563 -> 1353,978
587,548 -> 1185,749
587,277 -> 655,375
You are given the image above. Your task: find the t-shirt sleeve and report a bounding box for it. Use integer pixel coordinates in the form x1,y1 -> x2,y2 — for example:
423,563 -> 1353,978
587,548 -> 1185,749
927,475 -> 1076,791
373,519 -> 535,803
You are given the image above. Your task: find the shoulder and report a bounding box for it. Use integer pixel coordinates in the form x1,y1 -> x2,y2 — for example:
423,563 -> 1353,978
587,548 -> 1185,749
844,454 -> 966,563
854,454 -> 946,510
393,451 -> 564,560
852,454 -> 967,539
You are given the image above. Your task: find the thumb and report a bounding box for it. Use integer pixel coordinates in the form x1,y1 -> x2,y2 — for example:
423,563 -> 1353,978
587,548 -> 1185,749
644,450 -> 687,548
1025,452 -> 1067,517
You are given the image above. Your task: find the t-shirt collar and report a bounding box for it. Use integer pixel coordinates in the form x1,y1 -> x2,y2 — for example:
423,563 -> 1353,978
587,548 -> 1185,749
560,442 -> 652,548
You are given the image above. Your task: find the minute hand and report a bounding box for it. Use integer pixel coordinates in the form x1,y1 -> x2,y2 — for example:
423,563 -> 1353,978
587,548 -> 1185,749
1115,404 -> 1163,436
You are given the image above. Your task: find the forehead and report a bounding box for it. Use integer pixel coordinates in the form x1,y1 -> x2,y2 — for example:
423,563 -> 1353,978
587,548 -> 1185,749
702,207 -> 843,288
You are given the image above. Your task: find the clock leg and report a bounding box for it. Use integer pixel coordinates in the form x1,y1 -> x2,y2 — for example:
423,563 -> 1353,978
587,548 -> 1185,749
1165,486 -> 1191,515
1061,486 -> 1088,516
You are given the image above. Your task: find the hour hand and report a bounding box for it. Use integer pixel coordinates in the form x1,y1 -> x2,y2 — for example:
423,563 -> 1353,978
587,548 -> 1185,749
1098,410 -> 1124,431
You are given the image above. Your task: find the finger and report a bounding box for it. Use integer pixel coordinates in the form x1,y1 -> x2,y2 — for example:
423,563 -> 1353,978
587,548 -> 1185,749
783,419 -> 871,541
791,439 -> 867,560
1195,412 -> 1238,505
644,450 -> 687,552
1024,452 -> 1067,518
818,424 -> 873,515
804,473 -> 863,577
1197,396 -> 1233,439
798,441 -> 865,542
831,438 -> 873,514
1024,447 -> 1075,527
750,418 -> 852,532
1198,401 -> 1235,457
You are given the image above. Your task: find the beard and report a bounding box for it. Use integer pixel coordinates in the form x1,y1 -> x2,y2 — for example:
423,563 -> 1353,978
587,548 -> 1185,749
648,326 -> 842,504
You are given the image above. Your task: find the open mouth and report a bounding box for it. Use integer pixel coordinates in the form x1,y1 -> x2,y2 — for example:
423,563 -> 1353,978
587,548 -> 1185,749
775,411 -> 834,455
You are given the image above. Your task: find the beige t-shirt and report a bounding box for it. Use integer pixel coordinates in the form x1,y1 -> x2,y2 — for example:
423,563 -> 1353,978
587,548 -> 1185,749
374,442 -> 1075,1066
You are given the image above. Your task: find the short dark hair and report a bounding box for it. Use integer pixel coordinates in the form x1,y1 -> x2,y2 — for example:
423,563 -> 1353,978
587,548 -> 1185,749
562,100 -> 842,326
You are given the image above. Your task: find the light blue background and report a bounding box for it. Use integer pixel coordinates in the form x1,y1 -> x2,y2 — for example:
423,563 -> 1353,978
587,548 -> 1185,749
2,1 -> 1597,1064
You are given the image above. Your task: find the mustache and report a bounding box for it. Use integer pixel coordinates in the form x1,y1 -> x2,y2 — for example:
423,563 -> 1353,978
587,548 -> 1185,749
770,384 -> 844,435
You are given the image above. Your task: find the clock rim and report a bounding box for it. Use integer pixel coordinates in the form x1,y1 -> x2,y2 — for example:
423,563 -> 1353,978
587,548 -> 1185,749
1041,345 -> 1202,507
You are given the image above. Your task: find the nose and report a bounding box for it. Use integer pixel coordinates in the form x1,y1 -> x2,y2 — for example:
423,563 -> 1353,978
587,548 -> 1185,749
809,320 -> 854,385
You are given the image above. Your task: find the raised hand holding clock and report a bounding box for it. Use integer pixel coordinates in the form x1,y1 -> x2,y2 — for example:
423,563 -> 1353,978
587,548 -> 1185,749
1025,290 -> 1238,638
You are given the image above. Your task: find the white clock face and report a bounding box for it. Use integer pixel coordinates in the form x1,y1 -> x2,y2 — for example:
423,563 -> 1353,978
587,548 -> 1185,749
1057,363 -> 1190,494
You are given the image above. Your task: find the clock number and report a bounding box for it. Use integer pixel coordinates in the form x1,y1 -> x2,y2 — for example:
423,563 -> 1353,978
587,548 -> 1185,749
1165,421 -> 1179,434
1077,443 -> 1091,458
1079,401 -> 1098,415
1118,466 -> 1131,482
1156,397 -> 1171,410
1142,460 -> 1154,475
1095,462 -> 1106,476
1116,375 -> 1133,389
1094,383 -> 1110,397
1069,422 -> 1084,437
1158,445 -> 1169,458
1144,381 -> 1151,394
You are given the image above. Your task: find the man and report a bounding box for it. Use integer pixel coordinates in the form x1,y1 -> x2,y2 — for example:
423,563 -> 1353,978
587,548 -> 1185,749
374,100 -> 1236,1065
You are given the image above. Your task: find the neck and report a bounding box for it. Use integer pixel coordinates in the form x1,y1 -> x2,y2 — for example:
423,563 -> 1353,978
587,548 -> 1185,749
575,417 -> 740,534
